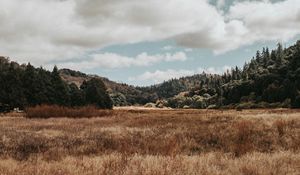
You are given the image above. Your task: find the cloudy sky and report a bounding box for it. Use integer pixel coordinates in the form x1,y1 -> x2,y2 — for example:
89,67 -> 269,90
1,0 -> 300,86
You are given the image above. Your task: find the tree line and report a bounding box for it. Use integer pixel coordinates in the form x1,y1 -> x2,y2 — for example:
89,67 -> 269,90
0,58 -> 112,111
140,41 -> 300,109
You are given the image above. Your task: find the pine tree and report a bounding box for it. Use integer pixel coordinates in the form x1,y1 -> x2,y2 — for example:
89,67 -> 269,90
81,78 -> 113,109
51,66 -> 70,106
69,83 -> 85,107
22,63 -> 40,106
276,43 -> 283,65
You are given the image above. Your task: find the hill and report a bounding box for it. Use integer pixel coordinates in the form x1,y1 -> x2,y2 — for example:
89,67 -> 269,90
161,41 -> 300,109
59,69 -> 157,106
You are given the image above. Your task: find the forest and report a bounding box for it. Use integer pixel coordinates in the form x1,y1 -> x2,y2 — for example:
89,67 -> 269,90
0,58 -> 112,112
139,41 -> 300,109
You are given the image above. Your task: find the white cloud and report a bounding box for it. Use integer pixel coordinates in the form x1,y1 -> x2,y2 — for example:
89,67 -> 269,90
227,0 -> 300,43
129,69 -> 195,84
175,0 -> 300,54
197,65 -> 231,75
56,51 -> 187,70
184,48 -> 193,52
162,46 -> 174,51
0,0 -> 299,65
130,65 -> 232,85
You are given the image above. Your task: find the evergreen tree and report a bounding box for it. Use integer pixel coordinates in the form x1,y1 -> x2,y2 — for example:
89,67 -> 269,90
51,66 -> 70,106
81,78 -> 113,109
69,83 -> 85,107
276,43 -> 283,65
22,63 -> 40,106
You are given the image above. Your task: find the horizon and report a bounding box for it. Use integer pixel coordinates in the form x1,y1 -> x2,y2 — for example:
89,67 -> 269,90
1,0 -> 300,86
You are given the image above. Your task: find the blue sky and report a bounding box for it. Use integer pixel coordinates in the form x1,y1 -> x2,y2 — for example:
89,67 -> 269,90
1,0 -> 299,86
84,35 -> 300,86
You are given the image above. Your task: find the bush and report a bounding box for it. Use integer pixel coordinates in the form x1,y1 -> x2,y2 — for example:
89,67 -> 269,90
25,105 -> 113,118
236,102 -> 256,110
144,103 -> 156,108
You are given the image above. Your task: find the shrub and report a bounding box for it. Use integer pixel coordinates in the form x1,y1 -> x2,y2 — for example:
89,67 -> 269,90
25,105 -> 113,118
236,102 -> 254,110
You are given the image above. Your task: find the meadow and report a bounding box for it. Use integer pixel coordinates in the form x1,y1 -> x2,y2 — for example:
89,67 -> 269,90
0,108 -> 299,175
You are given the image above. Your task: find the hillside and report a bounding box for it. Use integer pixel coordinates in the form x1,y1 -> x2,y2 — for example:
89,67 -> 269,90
59,68 -> 221,106
163,41 -> 300,109
59,69 -> 157,106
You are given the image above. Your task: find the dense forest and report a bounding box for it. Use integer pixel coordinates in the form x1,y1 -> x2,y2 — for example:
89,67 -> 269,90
1,40 -> 300,110
0,58 -> 112,111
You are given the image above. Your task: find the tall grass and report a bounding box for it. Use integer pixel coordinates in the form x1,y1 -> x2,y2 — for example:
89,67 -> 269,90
25,105 -> 113,118
0,152 -> 299,175
1,109 -> 299,174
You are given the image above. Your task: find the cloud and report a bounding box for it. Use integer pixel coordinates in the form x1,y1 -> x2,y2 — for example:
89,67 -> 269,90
197,65 -> 231,75
56,51 -> 187,70
184,48 -> 193,52
0,0 -> 299,65
216,0 -> 226,9
130,66 -> 231,85
175,0 -> 300,54
227,0 -> 300,42
129,69 -> 195,84
162,46 -> 174,51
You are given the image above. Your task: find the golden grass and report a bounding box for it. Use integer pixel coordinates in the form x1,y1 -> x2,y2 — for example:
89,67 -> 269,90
25,105 -> 113,118
0,109 -> 299,174
0,152 -> 299,175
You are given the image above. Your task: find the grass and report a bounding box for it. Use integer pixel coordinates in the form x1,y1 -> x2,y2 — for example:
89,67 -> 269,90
0,109 -> 299,174
0,152 -> 299,175
25,105 -> 112,118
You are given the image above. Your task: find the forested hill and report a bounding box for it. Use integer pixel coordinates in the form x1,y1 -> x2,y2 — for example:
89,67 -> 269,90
59,68 -> 219,106
138,73 -> 222,99
160,41 -> 300,109
0,58 -> 113,111
59,69 -> 157,105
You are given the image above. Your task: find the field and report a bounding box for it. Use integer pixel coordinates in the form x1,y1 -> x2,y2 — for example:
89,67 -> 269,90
0,109 -> 299,175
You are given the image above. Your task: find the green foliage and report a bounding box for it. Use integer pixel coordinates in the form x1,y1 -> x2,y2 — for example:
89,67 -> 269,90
0,59 -> 112,110
159,40 -> 300,109
110,93 -> 127,106
81,78 -> 113,109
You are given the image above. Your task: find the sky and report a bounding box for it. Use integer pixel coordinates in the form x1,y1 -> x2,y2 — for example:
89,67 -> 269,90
0,0 -> 300,86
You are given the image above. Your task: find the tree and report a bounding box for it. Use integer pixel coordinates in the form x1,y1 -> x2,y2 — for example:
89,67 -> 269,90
22,63 -> 40,106
51,66 -> 70,106
81,78 -> 113,109
69,83 -> 85,107
5,63 -> 26,108
263,47 -> 270,67
276,43 -> 283,65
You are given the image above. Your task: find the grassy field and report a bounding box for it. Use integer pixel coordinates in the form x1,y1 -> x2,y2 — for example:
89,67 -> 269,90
0,109 -> 299,174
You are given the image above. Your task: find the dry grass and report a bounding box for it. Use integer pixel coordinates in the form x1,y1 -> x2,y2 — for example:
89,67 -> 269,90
0,109 -> 299,174
25,105 -> 113,118
0,152 -> 299,175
